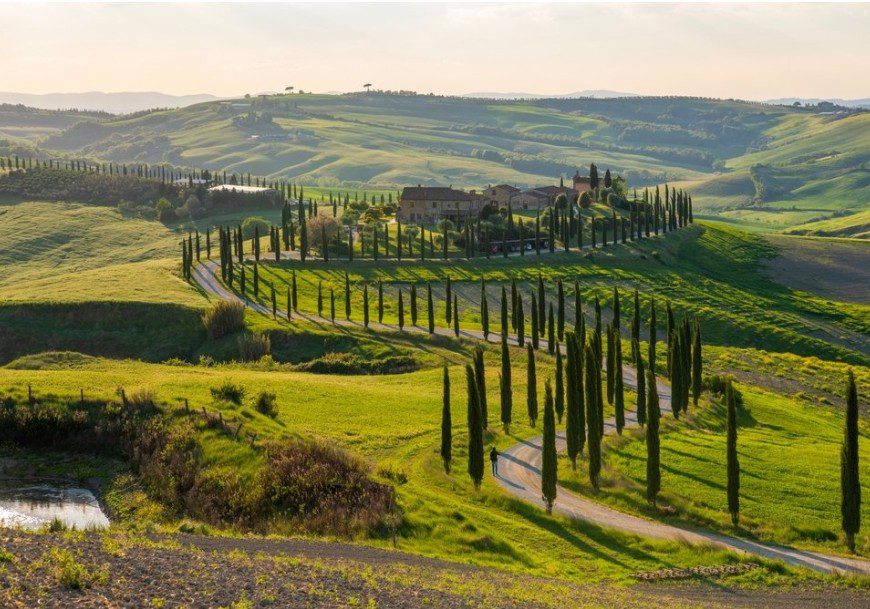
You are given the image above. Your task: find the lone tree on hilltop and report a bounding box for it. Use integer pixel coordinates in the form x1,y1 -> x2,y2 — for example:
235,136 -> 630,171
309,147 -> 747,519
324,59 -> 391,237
542,379 -> 558,514
466,364 -> 484,490
842,370 -> 861,552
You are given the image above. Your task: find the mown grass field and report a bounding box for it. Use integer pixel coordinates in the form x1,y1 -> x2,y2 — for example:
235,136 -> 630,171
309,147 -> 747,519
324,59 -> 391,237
1,197 -> 868,586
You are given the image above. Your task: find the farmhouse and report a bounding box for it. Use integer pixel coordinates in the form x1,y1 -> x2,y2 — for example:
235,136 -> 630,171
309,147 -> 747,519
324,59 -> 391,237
483,184 -> 520,207
397,186 -> 487,223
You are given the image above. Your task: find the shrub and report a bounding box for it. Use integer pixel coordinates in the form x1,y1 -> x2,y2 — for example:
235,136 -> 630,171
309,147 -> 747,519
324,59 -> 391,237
293,353 -> 419,375
202,301 -> 245,340
237,332 -> 270,361
210,382 -> 245,405
0,548 -> 12,563
704,374 -> 744,408
254,391 -> 277,417
258,437 -> 394,534
48,547 -> 106,589
240,216 -> 271,239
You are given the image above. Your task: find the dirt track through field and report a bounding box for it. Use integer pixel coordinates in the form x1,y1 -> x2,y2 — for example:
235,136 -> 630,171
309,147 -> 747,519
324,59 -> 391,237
193,252 -> 870,575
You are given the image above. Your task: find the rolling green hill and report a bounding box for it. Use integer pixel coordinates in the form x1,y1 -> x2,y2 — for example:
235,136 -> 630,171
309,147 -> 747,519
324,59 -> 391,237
1,94 -> 866,236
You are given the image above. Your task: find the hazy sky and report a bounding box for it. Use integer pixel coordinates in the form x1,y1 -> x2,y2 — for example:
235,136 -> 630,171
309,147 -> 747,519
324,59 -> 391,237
2,2 -> 868,100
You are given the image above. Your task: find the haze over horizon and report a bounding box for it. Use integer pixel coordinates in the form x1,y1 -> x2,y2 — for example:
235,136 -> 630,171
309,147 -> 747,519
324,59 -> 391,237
2,2 -> 868,101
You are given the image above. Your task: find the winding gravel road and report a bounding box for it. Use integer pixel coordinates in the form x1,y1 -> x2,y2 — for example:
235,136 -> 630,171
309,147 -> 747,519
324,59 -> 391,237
192,255 -> 870,575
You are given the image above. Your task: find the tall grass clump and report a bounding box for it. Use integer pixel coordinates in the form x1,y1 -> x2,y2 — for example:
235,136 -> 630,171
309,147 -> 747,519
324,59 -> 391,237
202,301 -> 245,339
237,332 -> 271,361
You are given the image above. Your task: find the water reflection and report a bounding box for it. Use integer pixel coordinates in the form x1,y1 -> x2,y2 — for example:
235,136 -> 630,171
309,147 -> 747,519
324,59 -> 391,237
0,484 -> 109,530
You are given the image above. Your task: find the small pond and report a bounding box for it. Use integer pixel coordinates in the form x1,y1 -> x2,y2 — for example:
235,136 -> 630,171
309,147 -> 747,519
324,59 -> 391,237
0,482 -> 110,530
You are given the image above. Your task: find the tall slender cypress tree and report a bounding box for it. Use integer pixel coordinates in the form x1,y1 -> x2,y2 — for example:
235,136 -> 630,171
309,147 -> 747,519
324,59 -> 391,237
441,365 -> 452,474
511,278 -> 518,330
557,279 -> 565,341
398,290 -> 405,330
517,296 -> 525,347
565,333 -> 581,469
531,293 -> 539,350
377,280 -> 384,323
481,280 -> 489,339
363,284 -> 370,327
547,303 -> 555,355
614,332 -> 624,434
542,380 -> 557,514
500,336 -> 512,432
427,283 -> 435,334
500,286 -> 508,338
291,270 -> 298,312
585,342 -> 601,490
606,324 -> 615,405
453,295 -> 459,337
466,365 -> 484,490
526,344 -> 538,426
842,370 -> 861,552
646,370 -> 661,506
317,281 -> 323,317
344,273 -> 351,320
327,287 -> 334,322
692,319 -> 702,406
555,346 -> 565,423
631,289 -> 640,363
634,339 -> 647,427
473,346 -> 488,430
726,381 -> 740,526
445,276 -> 452,325
648,298 -> 657,372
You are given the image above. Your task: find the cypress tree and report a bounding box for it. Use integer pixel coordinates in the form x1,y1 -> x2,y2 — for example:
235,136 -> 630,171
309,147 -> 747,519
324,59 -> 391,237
317,281 -> 323,317
445,276 -> 453,325
666,301 -> 675,378
585,342 -> 601,490
239,264 -> 246,294
555,346 -> 565,423
510,278 -> 518,330
441,365 -> 452,474
574,280 -> 582,332
557,279 -> 565,340
692,319 -> 702,406
613,287 -> 621,331
466,364 -> 484,490
329,288 -> 335,322
565,333 -> 581,468
631,289 -> 640,363
453,295 -> 459,337
480,280 -> 489,339
427,283 -> 435,334
398,290 -> 405,330
411,284 -> 418,326
270,285 -> 277,318
516,296 -> 525,348
726,381 -> 740,526
526,344 -> 538,426
363,284 -> 370,328
634,339 -> 647,427
646,370 -> 661,506
671,332 -> 682,419
291,270 -> 298,312
253,262 -> 259,296
614,332 -> 624,434
648,298 -> 657,372
377,280 -> 384,323
473,346 -> 488,430
344,273 -> 351,320
531,293 -> 539,349
842,370 -> 861,552
547,303 -> 555,355
500,335 -> 512,433
500,286 -> 508,338
542,379 -> 557,514
606,324 -> 615,405
286,287 -> 292,320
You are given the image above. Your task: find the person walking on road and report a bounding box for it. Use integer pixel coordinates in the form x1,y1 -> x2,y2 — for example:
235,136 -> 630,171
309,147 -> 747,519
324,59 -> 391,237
490,446 -> 499,476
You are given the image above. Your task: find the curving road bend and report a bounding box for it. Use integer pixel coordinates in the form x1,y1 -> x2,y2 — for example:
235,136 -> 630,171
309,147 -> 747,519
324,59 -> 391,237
192,257 -> 870,575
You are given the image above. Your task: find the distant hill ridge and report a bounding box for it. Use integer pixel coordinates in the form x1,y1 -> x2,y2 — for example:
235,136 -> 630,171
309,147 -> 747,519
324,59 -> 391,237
0,91 -> 221,114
